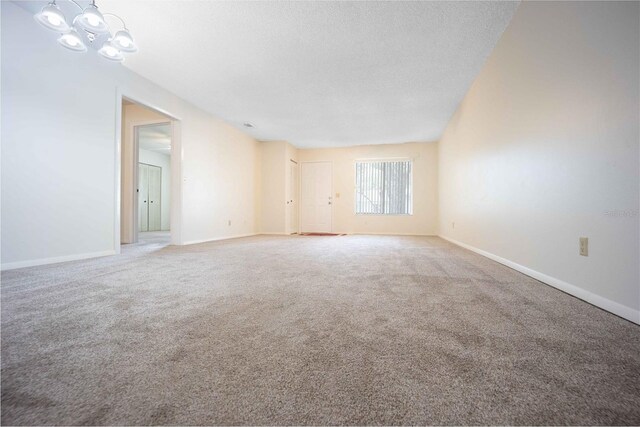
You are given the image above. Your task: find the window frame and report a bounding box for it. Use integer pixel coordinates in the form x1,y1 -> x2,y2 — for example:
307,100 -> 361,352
353,158 -> 414,216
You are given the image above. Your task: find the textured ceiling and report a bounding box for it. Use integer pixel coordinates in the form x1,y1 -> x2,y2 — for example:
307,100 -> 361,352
21,1 -> 519,148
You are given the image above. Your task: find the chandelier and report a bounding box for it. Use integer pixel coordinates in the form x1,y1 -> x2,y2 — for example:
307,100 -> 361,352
34,0 -> 137,62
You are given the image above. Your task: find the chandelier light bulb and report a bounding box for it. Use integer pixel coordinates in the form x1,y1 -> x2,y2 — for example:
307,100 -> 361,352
58,27 -> 87,52
87,14 -> 99,27
48,14 -> 61,26
34,2 -> 70,33
112,29 -> 137,53
98,41 -> 124,62
77,4 -> 109,34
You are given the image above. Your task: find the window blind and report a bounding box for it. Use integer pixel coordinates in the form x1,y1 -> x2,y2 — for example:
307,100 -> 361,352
355,160 -> 412,215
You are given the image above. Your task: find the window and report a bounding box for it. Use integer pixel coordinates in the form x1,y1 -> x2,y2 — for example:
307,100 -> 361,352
355,160 -> 412,215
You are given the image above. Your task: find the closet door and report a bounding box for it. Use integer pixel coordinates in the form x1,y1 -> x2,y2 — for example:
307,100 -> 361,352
147,165 -> 162,231
138,163 -> 149,232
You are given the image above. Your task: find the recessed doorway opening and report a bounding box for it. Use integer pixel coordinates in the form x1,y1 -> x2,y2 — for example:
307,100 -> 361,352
119,97 -> 180,249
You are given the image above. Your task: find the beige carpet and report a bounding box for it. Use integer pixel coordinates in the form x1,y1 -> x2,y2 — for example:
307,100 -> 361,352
1,235 -> 639,425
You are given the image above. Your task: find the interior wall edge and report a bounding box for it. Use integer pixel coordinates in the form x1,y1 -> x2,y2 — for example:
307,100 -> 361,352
439,235 -> 640,325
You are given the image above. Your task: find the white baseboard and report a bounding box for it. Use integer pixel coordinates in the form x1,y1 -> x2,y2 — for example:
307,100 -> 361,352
439,235 -> 640,325
258,232 -> 290,236
182,233 -> 258,245
1,250 -> 117,271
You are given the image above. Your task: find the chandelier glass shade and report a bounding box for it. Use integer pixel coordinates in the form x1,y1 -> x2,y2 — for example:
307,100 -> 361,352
112,29 -> 137,53
34,3 -> 71,33
75,4 -> 109,34
58,28 -> 87,52
98,41 -> 124,62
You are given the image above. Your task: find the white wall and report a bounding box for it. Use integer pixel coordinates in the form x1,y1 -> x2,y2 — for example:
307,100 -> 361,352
298,142 -> 438,235
1,2 -> 260,268
438,1 -> 640,322
260,141 -> 293,234
139,149 -> 171,231
180,116 -> 260,244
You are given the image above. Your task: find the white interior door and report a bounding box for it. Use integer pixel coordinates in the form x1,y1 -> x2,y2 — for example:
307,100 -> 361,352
138,163 -> 149,232
288,162 -> 299,234
138,163 -> 162,232
147,165 -> 162,231
300,162 -> 332,233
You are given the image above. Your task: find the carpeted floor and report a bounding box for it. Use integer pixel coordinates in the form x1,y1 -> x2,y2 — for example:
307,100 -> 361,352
1,235 -> 639,425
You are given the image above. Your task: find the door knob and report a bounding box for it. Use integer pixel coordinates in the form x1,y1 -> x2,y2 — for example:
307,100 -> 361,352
143,200 -> 147,203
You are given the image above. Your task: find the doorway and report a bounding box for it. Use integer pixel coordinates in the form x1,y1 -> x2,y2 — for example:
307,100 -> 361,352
300,161 -> 332,233
119,97 -> 178,248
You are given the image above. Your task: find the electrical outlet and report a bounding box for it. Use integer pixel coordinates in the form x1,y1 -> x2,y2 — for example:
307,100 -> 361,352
228,220 -> 231,226
452,222 -> 455,229
579,237 -> 588,256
